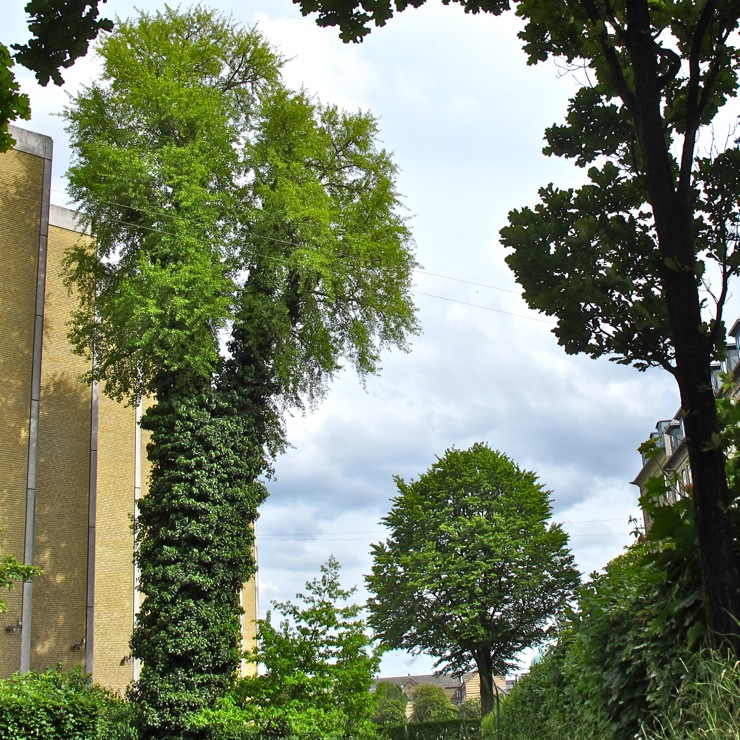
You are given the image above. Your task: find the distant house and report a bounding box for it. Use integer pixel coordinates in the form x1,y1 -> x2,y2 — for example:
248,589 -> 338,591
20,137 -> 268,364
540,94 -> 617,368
373,670 -> 507,718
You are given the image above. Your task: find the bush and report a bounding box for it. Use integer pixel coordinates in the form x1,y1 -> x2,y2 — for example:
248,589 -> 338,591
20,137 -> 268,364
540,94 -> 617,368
0,667 -> 135,740
498,487 -> 707,740
457,698 -> 480,720
373,697 -> 407,726
381,718 -> 481,739
409,684 -> 457,723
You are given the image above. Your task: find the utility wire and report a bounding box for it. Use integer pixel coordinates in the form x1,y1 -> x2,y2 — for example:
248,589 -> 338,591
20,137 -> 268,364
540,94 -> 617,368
16,182 -> 553,325
412,290 -> 554,324
258,518 -> 640,540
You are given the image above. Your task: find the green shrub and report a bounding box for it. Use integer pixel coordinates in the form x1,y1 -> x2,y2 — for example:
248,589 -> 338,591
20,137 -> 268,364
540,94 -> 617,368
0,667 -> 135,740
457,698 -> 480,720
496,647 -> 614,740
373,697 -> 407,726
381,718 -> 480,739
409,684 -> 457,723
498,483 -> 707,740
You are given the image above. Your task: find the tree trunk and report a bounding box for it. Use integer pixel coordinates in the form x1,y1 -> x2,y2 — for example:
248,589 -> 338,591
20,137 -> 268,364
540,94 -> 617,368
624,0 -> 740,651
474,650 -> 496,717
131,369 -> 267,737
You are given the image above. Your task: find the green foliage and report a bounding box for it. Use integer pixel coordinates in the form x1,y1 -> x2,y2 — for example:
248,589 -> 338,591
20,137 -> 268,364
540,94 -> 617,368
646,648 -> 740,740
375,681 -> 407,704
127,377 -> 268,738
293,0 -> 509,43
239,556 -> 380,738
382,717 -> 481,740
457,697 -> 481,720
65,6 -> 418,736
63,6 -> 283,403
0,0 -> 112,151
503,0 -> 740,652
64,5 -> 418,406
190,557 -> 380,739
0,553 -> 40,613
498,0 -> 740,373
296,0 -> 740,650
373,697 -> 407,727
373,681 -> 408,727
409,684 -> 457,723
12,0 -> 113,86
501,163 -> 669,370
0,43 -> 30,152
0,667 -> 135,740
367,443 -> 580,714
500,488 -> 706,739
496,646 -> 615,740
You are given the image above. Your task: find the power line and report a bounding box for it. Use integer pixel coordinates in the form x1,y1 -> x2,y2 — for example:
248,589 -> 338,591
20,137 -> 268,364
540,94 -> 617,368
258,518 -> 639,540
412,290 -> 555,324
416,269 -> 520,295
257,532 -> 634,541
23,182 -> 553,325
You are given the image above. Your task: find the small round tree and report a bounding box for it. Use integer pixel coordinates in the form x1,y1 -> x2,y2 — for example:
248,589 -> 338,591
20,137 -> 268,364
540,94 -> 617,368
409,684 -> 457,723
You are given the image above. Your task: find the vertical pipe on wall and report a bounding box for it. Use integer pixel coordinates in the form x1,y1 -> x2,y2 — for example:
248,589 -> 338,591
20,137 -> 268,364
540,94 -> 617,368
20,130 -> 53,675
85,379 -> 99,673
132,397 -> 143,682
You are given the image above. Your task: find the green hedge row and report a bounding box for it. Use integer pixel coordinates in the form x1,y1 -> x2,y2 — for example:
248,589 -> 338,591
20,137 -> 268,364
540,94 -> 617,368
0,667 -> 135,740
380,718 -> 481,739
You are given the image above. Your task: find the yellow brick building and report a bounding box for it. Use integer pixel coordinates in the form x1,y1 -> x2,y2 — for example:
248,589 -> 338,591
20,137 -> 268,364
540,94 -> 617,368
1,126 -> 257,694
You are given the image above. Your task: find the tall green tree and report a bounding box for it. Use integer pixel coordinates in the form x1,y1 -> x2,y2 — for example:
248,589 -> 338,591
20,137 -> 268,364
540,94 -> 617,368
1,0 -> 112,150
295,0 -> 740,651
63,7 -> 418,737
366,443 -> 580,717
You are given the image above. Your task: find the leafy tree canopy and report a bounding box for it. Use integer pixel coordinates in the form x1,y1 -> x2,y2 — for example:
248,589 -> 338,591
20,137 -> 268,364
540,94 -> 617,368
64,6 -> 419,411
1,0 -> 112,151
293,0 -> 509,43
367,443 -> 580,715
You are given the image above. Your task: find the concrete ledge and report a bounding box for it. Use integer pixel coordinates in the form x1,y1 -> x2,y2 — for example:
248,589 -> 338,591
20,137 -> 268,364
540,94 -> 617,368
49,204 -> 88,234
9,125 -> 53,161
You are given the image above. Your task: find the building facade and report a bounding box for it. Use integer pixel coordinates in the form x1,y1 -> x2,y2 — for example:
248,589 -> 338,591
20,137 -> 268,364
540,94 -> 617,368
1,126 -> 257,693
632,323 -> 740,531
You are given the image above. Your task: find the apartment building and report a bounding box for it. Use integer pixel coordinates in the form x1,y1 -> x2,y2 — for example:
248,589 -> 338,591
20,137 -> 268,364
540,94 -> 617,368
632,321 -> 740,531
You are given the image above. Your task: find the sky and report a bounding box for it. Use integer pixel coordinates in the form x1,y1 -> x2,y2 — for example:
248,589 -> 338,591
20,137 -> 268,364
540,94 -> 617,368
3,0 -> 697,677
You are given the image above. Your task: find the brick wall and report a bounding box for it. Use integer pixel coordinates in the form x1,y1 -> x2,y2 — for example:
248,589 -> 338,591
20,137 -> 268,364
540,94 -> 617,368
0,142 -> 46,674
93,391 -> 138,693
30,218 -> 93,672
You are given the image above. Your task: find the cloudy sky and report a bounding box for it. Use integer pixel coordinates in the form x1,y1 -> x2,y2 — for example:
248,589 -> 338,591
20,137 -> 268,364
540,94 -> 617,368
4,0 -> 699,676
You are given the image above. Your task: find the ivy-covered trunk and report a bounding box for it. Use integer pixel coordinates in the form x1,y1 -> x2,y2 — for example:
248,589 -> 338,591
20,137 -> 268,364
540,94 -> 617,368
129,370 -> 267,738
